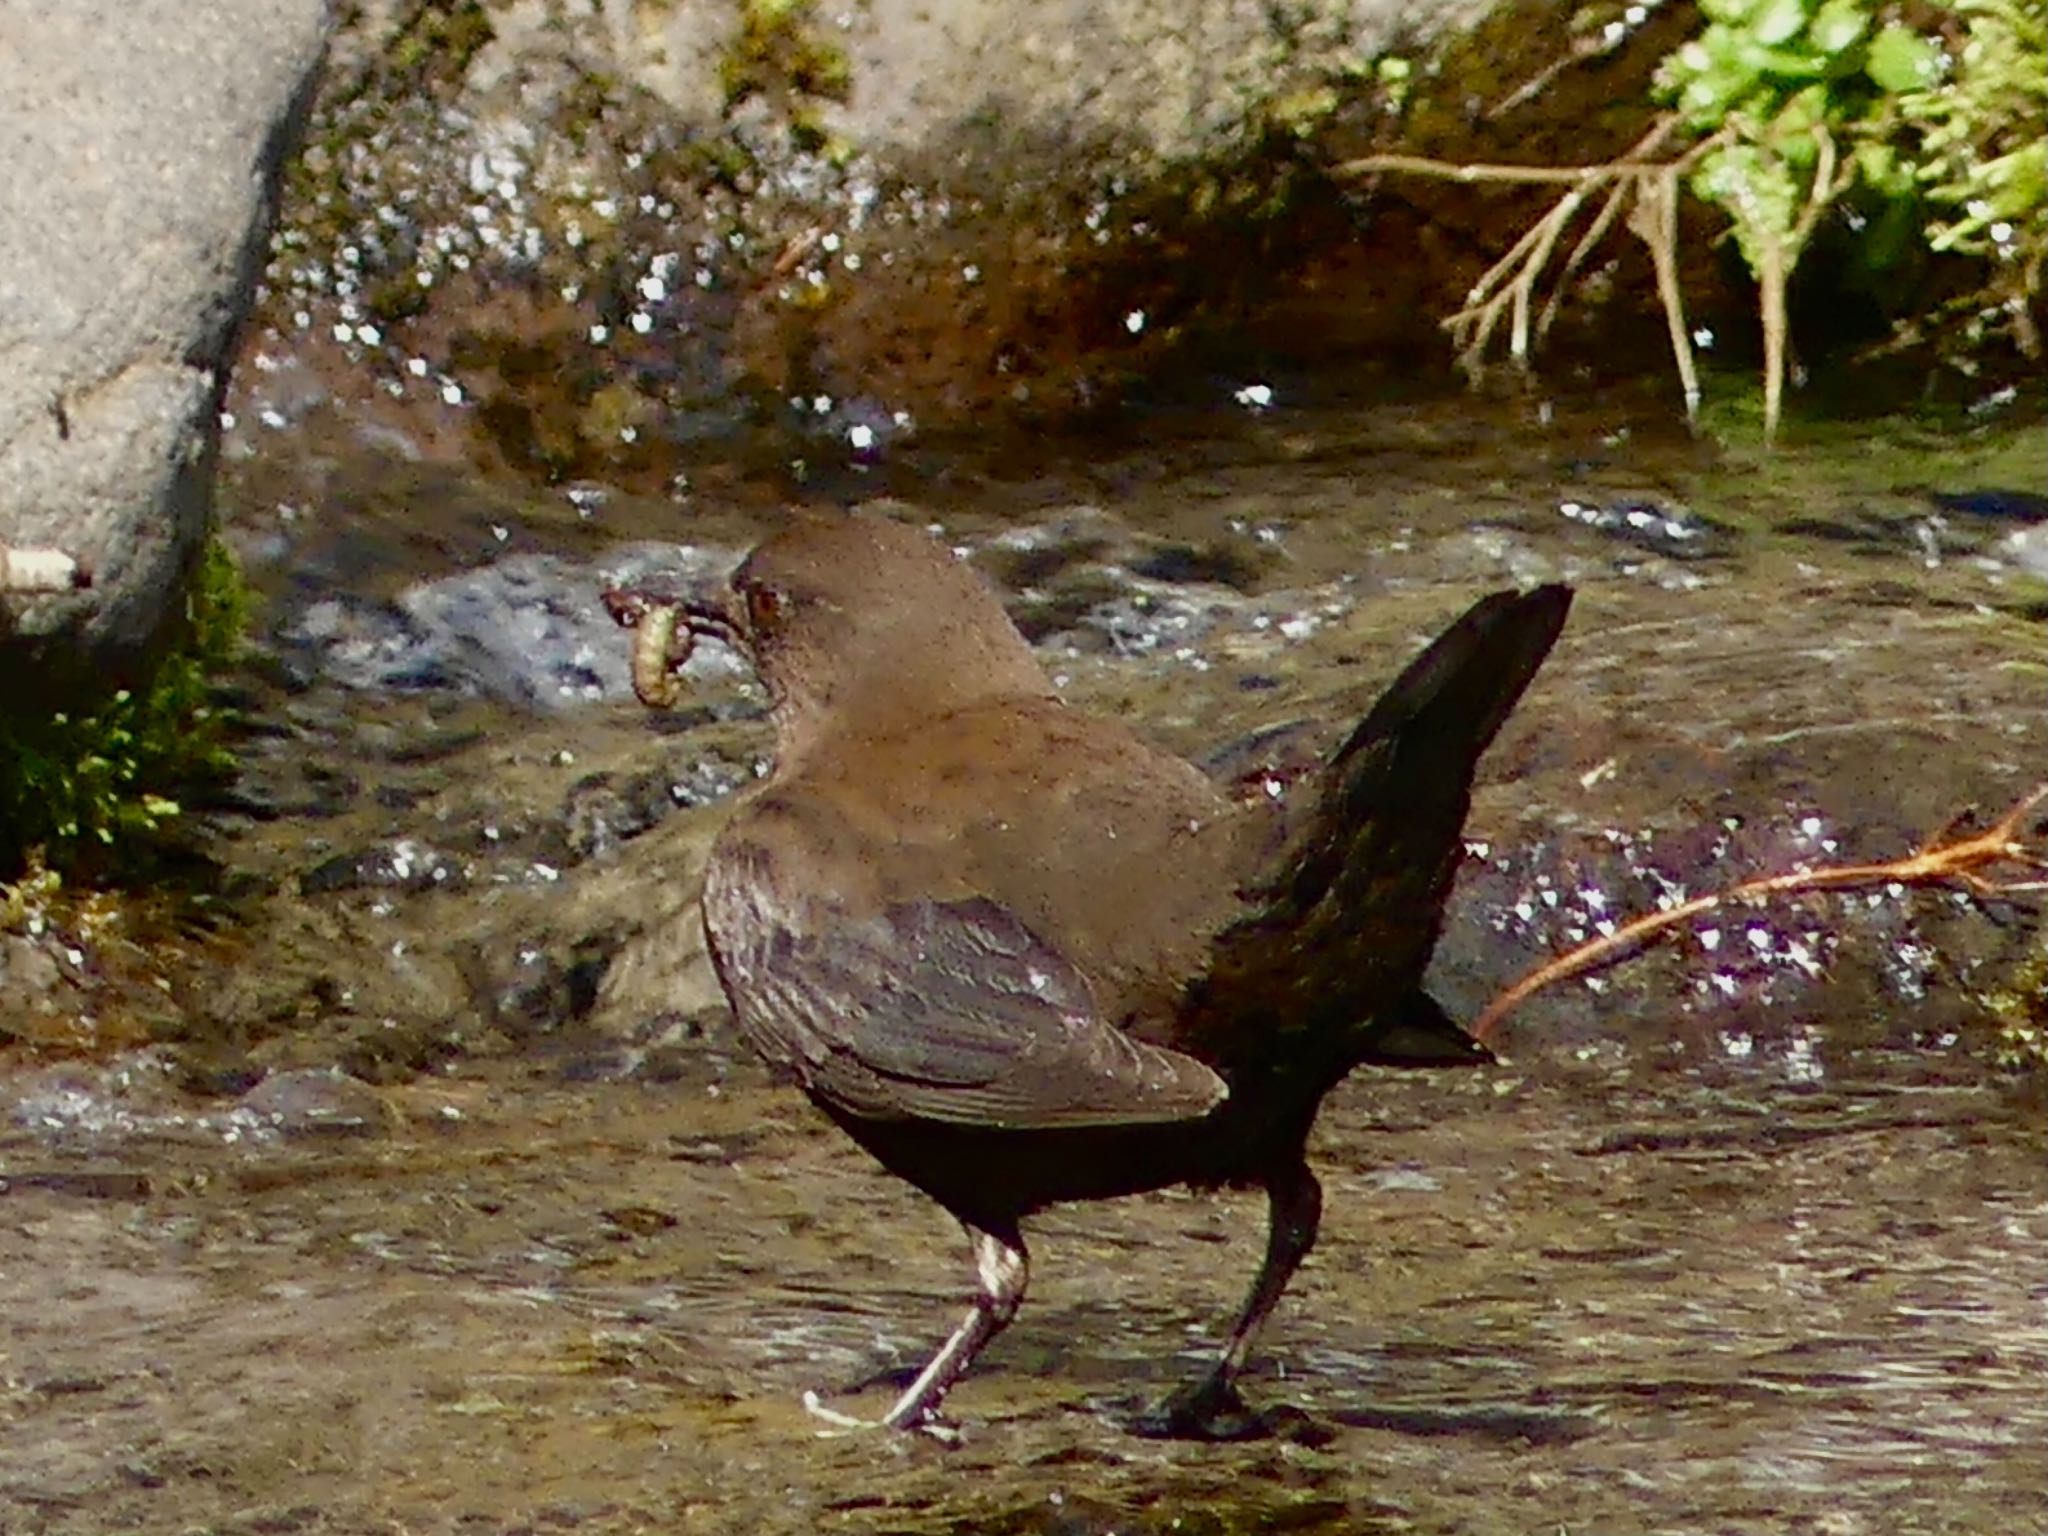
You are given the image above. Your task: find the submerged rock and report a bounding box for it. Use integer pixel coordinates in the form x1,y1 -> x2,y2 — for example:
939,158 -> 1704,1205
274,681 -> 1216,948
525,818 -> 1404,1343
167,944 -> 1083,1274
235,1067 -> 392,1139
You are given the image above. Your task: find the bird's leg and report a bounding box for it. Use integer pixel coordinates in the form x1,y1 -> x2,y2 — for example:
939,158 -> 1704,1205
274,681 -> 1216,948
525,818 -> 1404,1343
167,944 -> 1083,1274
804,1221 -> 1029,1438
1140,1162 -> 1322,1440
883,1223 -> 1029,1429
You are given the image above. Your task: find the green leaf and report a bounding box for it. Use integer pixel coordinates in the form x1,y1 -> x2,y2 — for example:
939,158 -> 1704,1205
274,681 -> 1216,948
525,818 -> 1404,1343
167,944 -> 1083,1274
1751,0 -> 1810,47
1694,142 -> 1803,273
1773,83 -> 1827,141
1865,24 -> 1939,93
1693,22 -> 1755,77
1664,28 -> 1770,123
1807,0 -> 1868,56
1853,140 -> 1911,198
1736,34 -> 1827,81
1978,141 -> 2048,220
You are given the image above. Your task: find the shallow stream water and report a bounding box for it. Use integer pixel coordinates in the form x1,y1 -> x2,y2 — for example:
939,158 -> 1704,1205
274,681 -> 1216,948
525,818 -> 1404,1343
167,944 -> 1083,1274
3,385 -> 2044,1534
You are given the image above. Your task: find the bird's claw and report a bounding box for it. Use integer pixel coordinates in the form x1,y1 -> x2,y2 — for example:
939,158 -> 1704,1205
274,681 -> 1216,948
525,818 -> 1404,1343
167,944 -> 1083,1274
1132,1378 -> 1273,1442
800,1388 -> 872,1434
801,1389 -> 962,1445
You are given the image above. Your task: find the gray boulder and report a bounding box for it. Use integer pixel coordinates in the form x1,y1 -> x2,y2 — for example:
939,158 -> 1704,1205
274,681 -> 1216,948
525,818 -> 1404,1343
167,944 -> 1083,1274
0,0 -> 330,700
469,0 -> 1491,164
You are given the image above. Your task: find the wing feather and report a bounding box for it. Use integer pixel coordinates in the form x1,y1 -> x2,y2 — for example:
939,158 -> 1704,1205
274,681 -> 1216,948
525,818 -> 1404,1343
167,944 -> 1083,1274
703,849 -> 1226,1130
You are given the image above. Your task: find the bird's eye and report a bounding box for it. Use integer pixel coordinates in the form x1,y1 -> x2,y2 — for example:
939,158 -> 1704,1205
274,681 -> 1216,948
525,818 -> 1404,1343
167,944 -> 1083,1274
746,584 -> 786,633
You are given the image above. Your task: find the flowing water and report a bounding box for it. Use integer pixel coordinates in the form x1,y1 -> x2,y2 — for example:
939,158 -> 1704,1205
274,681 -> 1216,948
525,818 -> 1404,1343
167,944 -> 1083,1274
3,385 -> 2044,1534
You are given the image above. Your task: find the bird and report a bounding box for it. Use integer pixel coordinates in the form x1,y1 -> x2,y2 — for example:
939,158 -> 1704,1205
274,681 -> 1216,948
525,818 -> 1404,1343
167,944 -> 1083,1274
603,512 -> 1570,1438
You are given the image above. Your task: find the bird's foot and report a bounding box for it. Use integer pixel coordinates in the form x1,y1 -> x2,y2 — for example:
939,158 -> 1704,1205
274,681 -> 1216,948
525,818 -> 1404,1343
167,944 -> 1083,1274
1133,1377 -> 1327,1444
801,1389 -> 963,1445
1132,1377 -> 1271,1441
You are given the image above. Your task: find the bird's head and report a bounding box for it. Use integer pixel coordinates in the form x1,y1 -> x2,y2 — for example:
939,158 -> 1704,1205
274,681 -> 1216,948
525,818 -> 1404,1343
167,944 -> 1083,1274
611,515 -> 1053,758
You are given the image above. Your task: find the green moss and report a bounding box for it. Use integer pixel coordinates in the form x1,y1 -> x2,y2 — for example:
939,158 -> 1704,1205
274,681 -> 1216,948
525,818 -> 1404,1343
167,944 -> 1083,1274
0,851 -> 61,933
719,0 -> 853,151
0,539 -> 249,880
381,1 -> 496,92
1986,942 -> 2048,1074
1901,0 -> 2048,359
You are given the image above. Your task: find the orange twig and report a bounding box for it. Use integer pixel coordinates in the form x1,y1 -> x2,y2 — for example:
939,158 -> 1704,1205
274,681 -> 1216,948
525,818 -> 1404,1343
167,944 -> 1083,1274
1471,781 -> 2048,1043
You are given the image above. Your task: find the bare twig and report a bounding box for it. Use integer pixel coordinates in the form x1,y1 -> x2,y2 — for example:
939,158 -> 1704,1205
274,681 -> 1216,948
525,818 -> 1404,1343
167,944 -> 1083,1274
1628,166 -> 1700,425
1472,781 -> 2048,1043
1537,180 -> 1630,341
1339,110 -> 1880,443
1341,115 -> 1719,415
1337,154 -> 1637,185
1484,2 -> 1677,121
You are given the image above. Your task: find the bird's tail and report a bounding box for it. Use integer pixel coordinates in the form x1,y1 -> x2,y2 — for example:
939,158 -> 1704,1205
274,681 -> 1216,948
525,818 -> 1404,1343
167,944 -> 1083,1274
1187,585 -> 1572,1077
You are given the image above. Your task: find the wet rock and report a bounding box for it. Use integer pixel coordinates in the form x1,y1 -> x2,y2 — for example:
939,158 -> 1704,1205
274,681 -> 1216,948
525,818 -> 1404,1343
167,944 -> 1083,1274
236,0 -> 1510,471
301,839 -> 467,896
222,759 -> 363,822
3,1051 -> 188,1142
274,593 -> 424,693
1775,496 -> 2047,568
974,518 -> 1120,593
560,751 -> 758,862
1929,488 -> 2048,522
1774,504 -> 1908,555
972,511 -> 1271,658
654,2 -> 1464,169
1555,498 -> 1738,563
1053,577 -> 1252,659
975,509 -> 1275,601
0,0 -> 328,701
1004,567 -> 1134,645
550,1005 -> 741,1086
588,825 -> 729,1044
0,1169 -> 153,1201
329,1016 -> 468,1085
234,1068 -> 393,1139
1998,524 -> 2048,581
1197,718 -> 1331,810
1127,539 -> 1270,591
395,549 -> 720,710
561,770 -> 680,861
165,1043 -> 264,1098
275,543 -> 749,708
465,936 -> 612,1041
0,933 -> 66,1013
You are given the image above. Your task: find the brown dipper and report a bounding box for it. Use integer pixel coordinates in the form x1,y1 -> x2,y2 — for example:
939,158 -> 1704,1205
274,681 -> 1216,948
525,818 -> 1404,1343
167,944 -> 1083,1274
605,514 -> 1569,1438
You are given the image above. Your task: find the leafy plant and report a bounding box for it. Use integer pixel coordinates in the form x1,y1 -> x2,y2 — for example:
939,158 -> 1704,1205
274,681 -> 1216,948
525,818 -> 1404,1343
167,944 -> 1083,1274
1352,0 -> 2044,438
0,849 -> 61,933
0,539 -> 248,878
1655,0 -> 1942,438
1899,0 -> 2048,357
1984,938 -> 2048,1074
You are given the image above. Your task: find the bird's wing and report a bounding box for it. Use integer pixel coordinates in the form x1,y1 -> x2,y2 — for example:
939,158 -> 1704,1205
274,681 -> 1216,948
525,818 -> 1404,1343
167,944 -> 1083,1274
703,843 -> 1228,1130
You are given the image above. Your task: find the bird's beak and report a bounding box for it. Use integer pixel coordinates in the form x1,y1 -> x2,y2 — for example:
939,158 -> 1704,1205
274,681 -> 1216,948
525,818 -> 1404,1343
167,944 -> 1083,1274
679,589 -> 748,650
